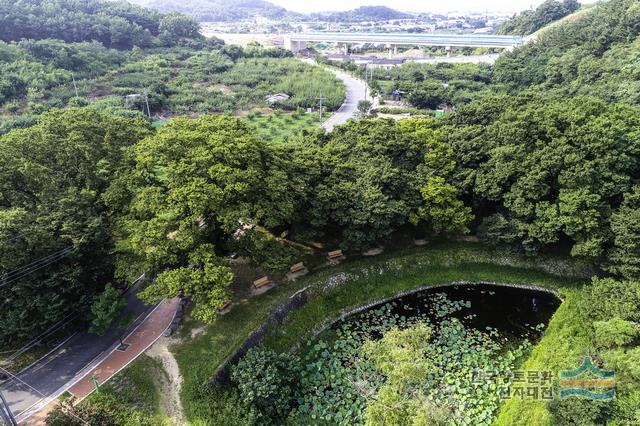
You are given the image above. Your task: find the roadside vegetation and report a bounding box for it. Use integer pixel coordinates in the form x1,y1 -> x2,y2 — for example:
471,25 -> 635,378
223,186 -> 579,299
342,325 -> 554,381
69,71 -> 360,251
46,355 -> 171,425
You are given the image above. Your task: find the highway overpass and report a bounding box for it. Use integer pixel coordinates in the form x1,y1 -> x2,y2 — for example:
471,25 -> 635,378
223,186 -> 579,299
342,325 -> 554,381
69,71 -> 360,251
284,32 -> 524,54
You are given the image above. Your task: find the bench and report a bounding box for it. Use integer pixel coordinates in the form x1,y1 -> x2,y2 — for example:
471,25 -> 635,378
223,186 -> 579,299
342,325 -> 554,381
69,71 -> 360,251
219,300 -> 232,311
290,262 -> 306,274
253,276 -> 271,289
327,250 -> 343,260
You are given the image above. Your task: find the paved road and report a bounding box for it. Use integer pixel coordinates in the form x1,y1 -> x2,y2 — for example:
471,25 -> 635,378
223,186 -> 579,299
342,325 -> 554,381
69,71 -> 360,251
0,284 -> 153,420
321,68 -> 367,132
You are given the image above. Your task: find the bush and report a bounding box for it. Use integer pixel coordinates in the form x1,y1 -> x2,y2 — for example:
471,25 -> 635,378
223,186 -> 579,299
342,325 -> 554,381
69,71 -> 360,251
231,348 -> 300,421
581,278 -> 640,322
593,318 -> 640,349
548,397 -> 611,426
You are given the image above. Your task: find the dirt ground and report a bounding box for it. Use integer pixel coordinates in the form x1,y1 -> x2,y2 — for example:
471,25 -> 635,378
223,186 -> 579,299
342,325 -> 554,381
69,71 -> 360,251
146,337 -> 185,426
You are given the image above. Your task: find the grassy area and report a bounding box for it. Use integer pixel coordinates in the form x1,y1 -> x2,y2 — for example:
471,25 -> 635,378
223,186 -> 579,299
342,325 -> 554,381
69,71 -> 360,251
494,289 -> 592,425
170,241 -> 594,425
245,111 -> 324,143
79,355 -> 172,425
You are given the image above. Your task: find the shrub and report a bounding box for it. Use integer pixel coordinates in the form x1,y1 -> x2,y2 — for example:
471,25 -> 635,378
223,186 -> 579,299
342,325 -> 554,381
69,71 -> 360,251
548,397 -> 611,426
231,348 -> 300,421
581,278 -> 640,322
593,318 -> 640,349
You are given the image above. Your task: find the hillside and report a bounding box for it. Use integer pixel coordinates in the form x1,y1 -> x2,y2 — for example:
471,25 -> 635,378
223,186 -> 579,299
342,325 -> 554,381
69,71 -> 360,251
0,0 -> 203,49
126,0 -> 296,22
494,0 -> 640,104
311,6 -> 413,22
496,0 -> 580,35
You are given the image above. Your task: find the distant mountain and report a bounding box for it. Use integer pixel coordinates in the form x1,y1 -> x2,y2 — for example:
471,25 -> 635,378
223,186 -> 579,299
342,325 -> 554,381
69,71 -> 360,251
126,0 -> 297,22
312,6 -> 413,22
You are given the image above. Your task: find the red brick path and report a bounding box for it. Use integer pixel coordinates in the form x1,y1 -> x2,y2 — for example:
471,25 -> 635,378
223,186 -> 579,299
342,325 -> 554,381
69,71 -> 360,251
69,298 -> 179,400
21,298 -> 179,425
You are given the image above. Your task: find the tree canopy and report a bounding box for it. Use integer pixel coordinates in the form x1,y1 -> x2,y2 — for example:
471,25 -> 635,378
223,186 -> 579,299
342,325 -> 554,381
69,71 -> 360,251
446,95 -> 640,259
0,0 -> 203,49
0,108 -> 151,345
113,115 -> 296,320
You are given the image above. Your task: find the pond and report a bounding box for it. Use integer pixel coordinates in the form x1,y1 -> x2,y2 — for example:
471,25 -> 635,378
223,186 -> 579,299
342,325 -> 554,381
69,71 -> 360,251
332,283 -> 561,341
231,283 -> 563,425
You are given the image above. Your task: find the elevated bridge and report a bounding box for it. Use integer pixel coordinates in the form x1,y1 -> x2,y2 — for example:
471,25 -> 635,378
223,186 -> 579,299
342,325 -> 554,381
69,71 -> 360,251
285,32 -> 524,54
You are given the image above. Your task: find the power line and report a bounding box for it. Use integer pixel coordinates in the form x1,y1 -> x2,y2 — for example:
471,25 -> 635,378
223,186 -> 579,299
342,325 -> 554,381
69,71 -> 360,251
2,313 -> 77,364
0,366 -> 89,426
1,248 -> 76,283
0,247 -> 77,289
0,390 -> 17,426
1,247 -> 74,280
0,230 -> 32,244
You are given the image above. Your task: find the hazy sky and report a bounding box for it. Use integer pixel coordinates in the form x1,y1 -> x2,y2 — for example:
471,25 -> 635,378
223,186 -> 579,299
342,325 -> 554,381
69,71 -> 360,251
270,0 -> 595,14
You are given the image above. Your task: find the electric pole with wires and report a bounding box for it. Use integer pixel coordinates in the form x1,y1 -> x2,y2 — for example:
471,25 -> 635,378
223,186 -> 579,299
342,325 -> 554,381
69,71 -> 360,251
0,390 -> 17,426
316,95 -> 327,122
143,89 -> 151,118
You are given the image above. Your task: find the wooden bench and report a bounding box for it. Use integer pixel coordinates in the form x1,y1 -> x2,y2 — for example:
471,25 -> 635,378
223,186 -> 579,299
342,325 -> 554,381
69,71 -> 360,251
253,276 -> 271,289
327,250 -> 343,260
290,262 -> 306,274
219,300 -> 232,312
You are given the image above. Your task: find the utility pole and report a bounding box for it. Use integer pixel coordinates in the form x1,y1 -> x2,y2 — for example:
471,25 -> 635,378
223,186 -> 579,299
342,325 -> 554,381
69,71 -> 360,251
71,74 -> 79,98
364,64 -> 368,102
316,96 -> 326,122
143,89 -> 151,118
0,391 -> 17,426
364,64 -> 374,103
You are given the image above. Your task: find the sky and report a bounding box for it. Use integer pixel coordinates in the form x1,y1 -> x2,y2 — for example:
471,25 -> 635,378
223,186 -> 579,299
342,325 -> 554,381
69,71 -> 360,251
269,0 -> 595,14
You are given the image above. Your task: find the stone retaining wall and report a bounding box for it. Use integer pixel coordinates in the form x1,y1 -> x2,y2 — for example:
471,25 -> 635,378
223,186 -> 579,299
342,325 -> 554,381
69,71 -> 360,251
210,287 -> 310,384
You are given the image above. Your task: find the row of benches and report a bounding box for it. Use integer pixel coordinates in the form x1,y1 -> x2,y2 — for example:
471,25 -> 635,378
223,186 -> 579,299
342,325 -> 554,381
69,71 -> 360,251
253,250 -> 345,289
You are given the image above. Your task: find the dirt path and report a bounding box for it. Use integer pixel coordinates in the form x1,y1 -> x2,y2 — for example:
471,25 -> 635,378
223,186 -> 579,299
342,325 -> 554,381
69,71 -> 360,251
146,336 -> 185,426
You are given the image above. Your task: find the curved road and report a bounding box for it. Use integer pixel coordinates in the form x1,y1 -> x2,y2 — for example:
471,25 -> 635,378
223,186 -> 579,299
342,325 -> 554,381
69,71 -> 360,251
321,68 -> 367,132
0,282 -> 154,422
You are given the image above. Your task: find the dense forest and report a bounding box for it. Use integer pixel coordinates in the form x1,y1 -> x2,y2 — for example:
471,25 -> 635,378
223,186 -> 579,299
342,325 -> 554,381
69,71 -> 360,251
0,0 -> 204,48
1,0 -> 639,424
0,0 -> 343,345
126,0 -> 296,22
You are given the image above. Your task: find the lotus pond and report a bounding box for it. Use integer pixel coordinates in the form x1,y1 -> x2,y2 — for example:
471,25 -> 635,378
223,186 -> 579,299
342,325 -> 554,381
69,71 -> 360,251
231,284 -> 561,425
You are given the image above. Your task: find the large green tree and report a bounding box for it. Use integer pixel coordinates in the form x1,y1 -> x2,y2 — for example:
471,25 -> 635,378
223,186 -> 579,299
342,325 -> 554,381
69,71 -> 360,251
299,118 -> 470,250
447,96 -> 640,258
0,108 -> 151,345
608,186 -> 640,280
114,115 -> 296,321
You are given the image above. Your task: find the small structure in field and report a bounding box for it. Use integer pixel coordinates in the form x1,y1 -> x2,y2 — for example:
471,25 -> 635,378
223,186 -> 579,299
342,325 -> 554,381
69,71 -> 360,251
414,235 -> 429,246
266,93 -> 290,105
218,300 -> 233,315
253,275 -> 271,289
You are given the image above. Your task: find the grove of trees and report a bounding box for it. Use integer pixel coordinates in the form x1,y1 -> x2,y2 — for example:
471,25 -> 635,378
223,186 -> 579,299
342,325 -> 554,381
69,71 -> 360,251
1,0 -> 640,424
0,108 -> 151,344
0,0 -> 203,49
